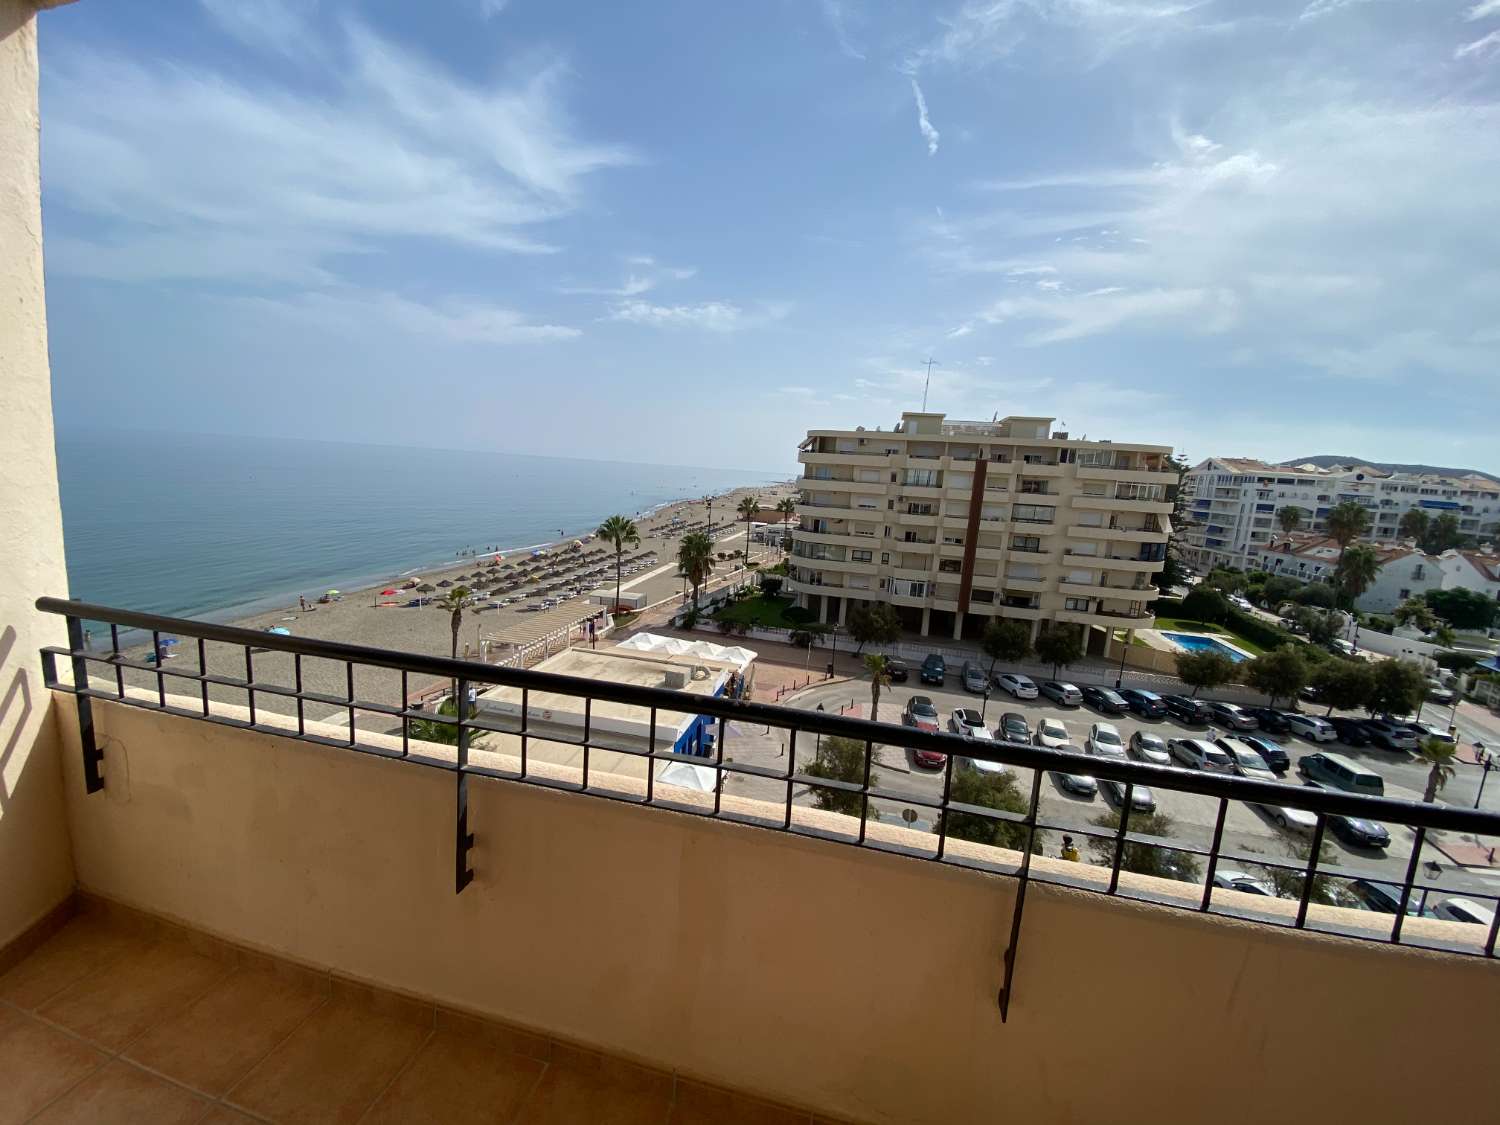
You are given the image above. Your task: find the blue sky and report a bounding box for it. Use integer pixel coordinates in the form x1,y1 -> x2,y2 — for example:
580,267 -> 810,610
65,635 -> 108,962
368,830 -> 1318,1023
38,0 -> 1500,473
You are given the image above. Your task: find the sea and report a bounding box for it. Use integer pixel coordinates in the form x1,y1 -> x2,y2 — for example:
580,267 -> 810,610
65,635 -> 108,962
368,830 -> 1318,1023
56,428 -> 783,624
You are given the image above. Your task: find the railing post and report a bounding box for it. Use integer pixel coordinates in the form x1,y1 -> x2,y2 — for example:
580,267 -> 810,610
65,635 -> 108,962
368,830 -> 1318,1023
454,677 -> 475,894
66,615 -> 104,793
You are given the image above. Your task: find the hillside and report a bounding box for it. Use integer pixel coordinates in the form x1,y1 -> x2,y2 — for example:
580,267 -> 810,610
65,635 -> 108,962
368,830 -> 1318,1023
1280,455 -> 1500,484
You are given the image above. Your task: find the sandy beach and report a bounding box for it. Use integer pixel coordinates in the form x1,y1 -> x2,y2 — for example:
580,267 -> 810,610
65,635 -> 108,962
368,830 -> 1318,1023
87,483 -> 798,728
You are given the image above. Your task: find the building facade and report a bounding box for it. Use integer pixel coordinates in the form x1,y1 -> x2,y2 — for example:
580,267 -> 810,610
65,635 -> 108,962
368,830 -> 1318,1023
1182,458 -> 1500,571
788,412 -> 1173,651
1249,534 -> 1443,614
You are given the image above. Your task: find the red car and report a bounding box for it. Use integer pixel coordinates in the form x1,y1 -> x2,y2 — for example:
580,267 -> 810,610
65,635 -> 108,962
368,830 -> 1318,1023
903,695 -> 946,769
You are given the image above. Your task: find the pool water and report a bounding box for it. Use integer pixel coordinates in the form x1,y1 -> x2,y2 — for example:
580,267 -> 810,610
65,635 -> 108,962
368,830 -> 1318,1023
1161,632 -> 1249,663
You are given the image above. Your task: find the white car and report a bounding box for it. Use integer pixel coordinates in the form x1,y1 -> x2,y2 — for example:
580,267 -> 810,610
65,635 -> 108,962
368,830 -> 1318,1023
1284,713 -> 1337,742
1215,738 -> 1277,782
948,708 -> 987,737
1085,723 -> 1124,757
1433,898 -> 1496,926
1168,738 -> 1234,773
1229,595 -> 1254,611
996,673 -> 1039,699
1254,800 -> 1318,835
1213,870 -> 1275,897
1034,718 -> 1071,750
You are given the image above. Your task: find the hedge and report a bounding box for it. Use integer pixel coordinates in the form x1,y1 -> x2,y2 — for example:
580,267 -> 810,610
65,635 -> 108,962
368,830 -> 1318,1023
1156,597 -> 1296,652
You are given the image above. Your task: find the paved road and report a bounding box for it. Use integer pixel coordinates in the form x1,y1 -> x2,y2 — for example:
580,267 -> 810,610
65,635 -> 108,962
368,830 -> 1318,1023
773,675 -> 1500,910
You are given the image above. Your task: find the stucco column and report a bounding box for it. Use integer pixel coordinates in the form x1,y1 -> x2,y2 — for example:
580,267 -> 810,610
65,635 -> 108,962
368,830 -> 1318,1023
920,607 -> 931,635
952,611 -> 964,640
0,0 -> 78,947
1029,618 -> 1042,642
837,597 -> 847,625
817,596 -> 828,624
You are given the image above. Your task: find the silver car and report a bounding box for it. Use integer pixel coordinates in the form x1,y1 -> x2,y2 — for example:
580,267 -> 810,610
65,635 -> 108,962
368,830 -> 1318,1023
1050,744 -> 1098,798
1087,729 -> 1156,812
1128,731 -> 1171,767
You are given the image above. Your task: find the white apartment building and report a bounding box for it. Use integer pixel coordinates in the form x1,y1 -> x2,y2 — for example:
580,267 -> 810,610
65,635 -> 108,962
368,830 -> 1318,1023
1182,458 -> 1500,571
788,412 -> 1174,654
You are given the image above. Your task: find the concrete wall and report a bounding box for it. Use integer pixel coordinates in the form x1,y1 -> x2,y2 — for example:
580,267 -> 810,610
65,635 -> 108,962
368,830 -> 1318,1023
56,697 -> 1500,1124
0,0 -> 75,947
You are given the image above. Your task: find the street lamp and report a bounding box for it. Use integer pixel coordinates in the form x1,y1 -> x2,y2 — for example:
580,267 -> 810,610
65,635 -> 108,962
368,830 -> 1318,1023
1114,629 -> 1129,690
980,688 -> 992,724
827,625 -> 839,678
705,494 -> 714,539
1475,741 -> 1490,810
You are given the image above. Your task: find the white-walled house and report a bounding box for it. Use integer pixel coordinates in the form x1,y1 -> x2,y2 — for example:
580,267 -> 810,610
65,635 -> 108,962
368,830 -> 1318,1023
1248,534 -> 1443,614
1436,549 -> 1500,599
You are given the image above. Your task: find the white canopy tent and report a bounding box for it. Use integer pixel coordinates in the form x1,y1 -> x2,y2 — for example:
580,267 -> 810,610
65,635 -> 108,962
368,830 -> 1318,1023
615,632 -> 756,672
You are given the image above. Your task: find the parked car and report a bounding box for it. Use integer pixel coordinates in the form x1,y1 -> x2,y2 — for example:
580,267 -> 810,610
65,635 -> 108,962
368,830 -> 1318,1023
1213,738 -> 1277,782
1081,685 -> 1128,714
1329,716 -> 1372,747
996,672 -> 1039,699
1207,702 -> 1258,730
1039,680 -> 1083,706
1351,879 -> 1430,916
949,708 -> 987,737
1086,726 -> 1156,811
902,695 -> 941,734
1238,735 -> 1290,773
1363,718 -> 1418,751
1128,731 -> 1171,766
1168,738 -> 1234,773
1243,707 -> 1291,734
1284,713 -> 1337,742
1034,718 -> 1071,750
1402,720 -> 1456,745
1118,688 -> 1166,718
1302,780 -> 1390,849
1426,680 -> 1455,704
885,658 -> 909,683
919,654 -> 947,685
1051,747 -> 1098,798
1162,694 -> 1211,724
1433,898 -> 1496,926
961,662 -> 989,693
998,712 -> 1031,744
1086,722 -> 1125,757
1299,752 -> 1384,796
1213,870 -> 1274,896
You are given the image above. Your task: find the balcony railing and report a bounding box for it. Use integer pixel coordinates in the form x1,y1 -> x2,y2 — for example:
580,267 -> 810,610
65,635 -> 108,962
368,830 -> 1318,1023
35,597 -> 1500,1018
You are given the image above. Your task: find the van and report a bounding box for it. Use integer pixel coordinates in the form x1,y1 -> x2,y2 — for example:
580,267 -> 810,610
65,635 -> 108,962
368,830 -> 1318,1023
1298,752 -> 1384,797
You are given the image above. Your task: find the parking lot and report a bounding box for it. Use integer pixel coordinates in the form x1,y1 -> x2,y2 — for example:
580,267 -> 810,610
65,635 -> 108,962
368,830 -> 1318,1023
779,670 -> 1500,905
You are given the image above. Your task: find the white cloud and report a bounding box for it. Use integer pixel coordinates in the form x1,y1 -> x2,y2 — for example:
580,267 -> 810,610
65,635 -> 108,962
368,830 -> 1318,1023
820,0 -> 867,59
198,0 -> 320,61
476,0 -> 512,17
909,79 -> 941,155
1297,0 -> 1382,22
1468,1 -> 1500,19
237,289 -> 581,344
980,286 -> 1236,343
605,300 -> 789,332
1455,29 -> 1500,59
43,21 -> 636,284
558,260 -> 696,297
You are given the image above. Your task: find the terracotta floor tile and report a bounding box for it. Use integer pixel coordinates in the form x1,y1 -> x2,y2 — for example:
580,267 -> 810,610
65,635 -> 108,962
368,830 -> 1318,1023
0,1007 -> 107,1125
125,966 -> 327,1096
198,1108 -> 264,1124
669,1080 -> 810,1125
0,915 -> 145,1012
358,1031 -> 545,1125
226,1002 -> 430,1125
514,1065 -> 672,1125
28,1060 -> 209,1125
37,939 -> 230,1051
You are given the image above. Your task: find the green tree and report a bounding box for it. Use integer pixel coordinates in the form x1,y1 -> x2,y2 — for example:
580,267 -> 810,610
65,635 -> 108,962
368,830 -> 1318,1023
802,735 -> 869,818
1153,455 -> 1192,594
1034,624 -> 1084,678
1334,543 -> 1380,608
845,601 -> 901,653
1393,597 -> 1437,631
936,767 -> 1030,851
1432,623 -> 1457,651
1366,659 -> 1426,717
1245,647 -> 1308,708
597,514 -> 641,611
1181,586 -> 1229,624
1174,650 -> 1239,697
737,495 -> 762,562
1260,838 -> 1358,907
1259,575 -> 1301,610
1293,607 -> 1340,647
407,696 -> 462,747
1088,809 -> 1201,882
775,496 -> 797,552
1421,512 -> 1465,554
1205,567 -> 1245,594
1398,508 -> 1429,542
1311,658 -> 1373,715
1325,501 -> 1372,559
864,654 -> 891,724
435,585 -> 474,661
980,617 -> 1031,678
677,531 -> 716,608
1276,506 -> 1306,534
1417,737 -> 1457,803
1423,588 -> 1498,630
1292,582 -> 1336,609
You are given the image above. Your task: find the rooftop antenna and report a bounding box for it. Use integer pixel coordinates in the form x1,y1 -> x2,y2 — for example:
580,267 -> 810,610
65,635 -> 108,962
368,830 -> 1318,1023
921,358 -> 939,411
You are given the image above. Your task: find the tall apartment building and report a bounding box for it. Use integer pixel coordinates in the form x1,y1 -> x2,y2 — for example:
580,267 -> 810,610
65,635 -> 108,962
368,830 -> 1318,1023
789,412 -> 1174,652
1181,458 -> 1500,571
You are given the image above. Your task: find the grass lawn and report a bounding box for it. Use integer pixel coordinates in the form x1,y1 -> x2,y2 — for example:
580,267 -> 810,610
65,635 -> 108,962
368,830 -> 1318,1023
713,594 -> 812,630
1151,616 -> 1268,657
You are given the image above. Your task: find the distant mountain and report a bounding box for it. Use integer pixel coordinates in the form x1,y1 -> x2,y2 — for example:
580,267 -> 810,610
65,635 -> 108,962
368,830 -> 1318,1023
1280,455 -> 1500,484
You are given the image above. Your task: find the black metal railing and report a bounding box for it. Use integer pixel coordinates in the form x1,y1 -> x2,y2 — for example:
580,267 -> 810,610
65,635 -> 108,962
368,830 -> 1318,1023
34,597 -> 1500,1018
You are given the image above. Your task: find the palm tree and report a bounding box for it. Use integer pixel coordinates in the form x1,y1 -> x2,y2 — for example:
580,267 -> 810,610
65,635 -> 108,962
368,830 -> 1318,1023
737,495 -> 762,562
597,514 -> 640,611
1417,737 -> 1457,803
776,497 -> 797,553
864,654 -> 890,724
1432,623 -> 1457,650
1276,506 -> 1305,534
1324,501 -> 1372,560
1334,543 -> 1380,608
1398,508 -> 1429,542
677,532 -> 715,608
435,585 -> 474,660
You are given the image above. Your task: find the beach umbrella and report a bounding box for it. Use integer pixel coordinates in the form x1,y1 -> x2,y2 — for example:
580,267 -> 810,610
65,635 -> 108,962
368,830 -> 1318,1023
380,588 -> 397,596
437,579 -> 452,587
159,637 -> 179,647
403,579 -> 419,589
416,582 -> 435,593
326,589 -> 340,596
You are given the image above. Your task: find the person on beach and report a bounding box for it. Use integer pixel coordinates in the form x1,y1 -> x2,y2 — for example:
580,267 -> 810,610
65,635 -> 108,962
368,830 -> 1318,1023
299,596 -> 307,611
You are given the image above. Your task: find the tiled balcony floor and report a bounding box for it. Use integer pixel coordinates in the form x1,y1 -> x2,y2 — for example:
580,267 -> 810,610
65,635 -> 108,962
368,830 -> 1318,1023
1,908 -> 834,1125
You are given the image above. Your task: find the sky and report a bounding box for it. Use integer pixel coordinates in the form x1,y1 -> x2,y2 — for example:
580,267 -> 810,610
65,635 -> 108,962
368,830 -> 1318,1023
37,0 -> 1500,474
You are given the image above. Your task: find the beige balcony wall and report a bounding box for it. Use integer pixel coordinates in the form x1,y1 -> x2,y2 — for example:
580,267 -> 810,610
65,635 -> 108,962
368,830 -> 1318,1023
0,0 -> 76,947
51,696 -> 1500,1124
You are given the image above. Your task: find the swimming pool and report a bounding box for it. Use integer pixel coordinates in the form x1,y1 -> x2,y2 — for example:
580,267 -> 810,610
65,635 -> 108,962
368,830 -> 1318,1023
1161,632 -> 1249,663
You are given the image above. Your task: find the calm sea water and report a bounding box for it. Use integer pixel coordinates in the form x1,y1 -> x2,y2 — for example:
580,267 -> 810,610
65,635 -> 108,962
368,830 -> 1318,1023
56,428 -> 781,622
